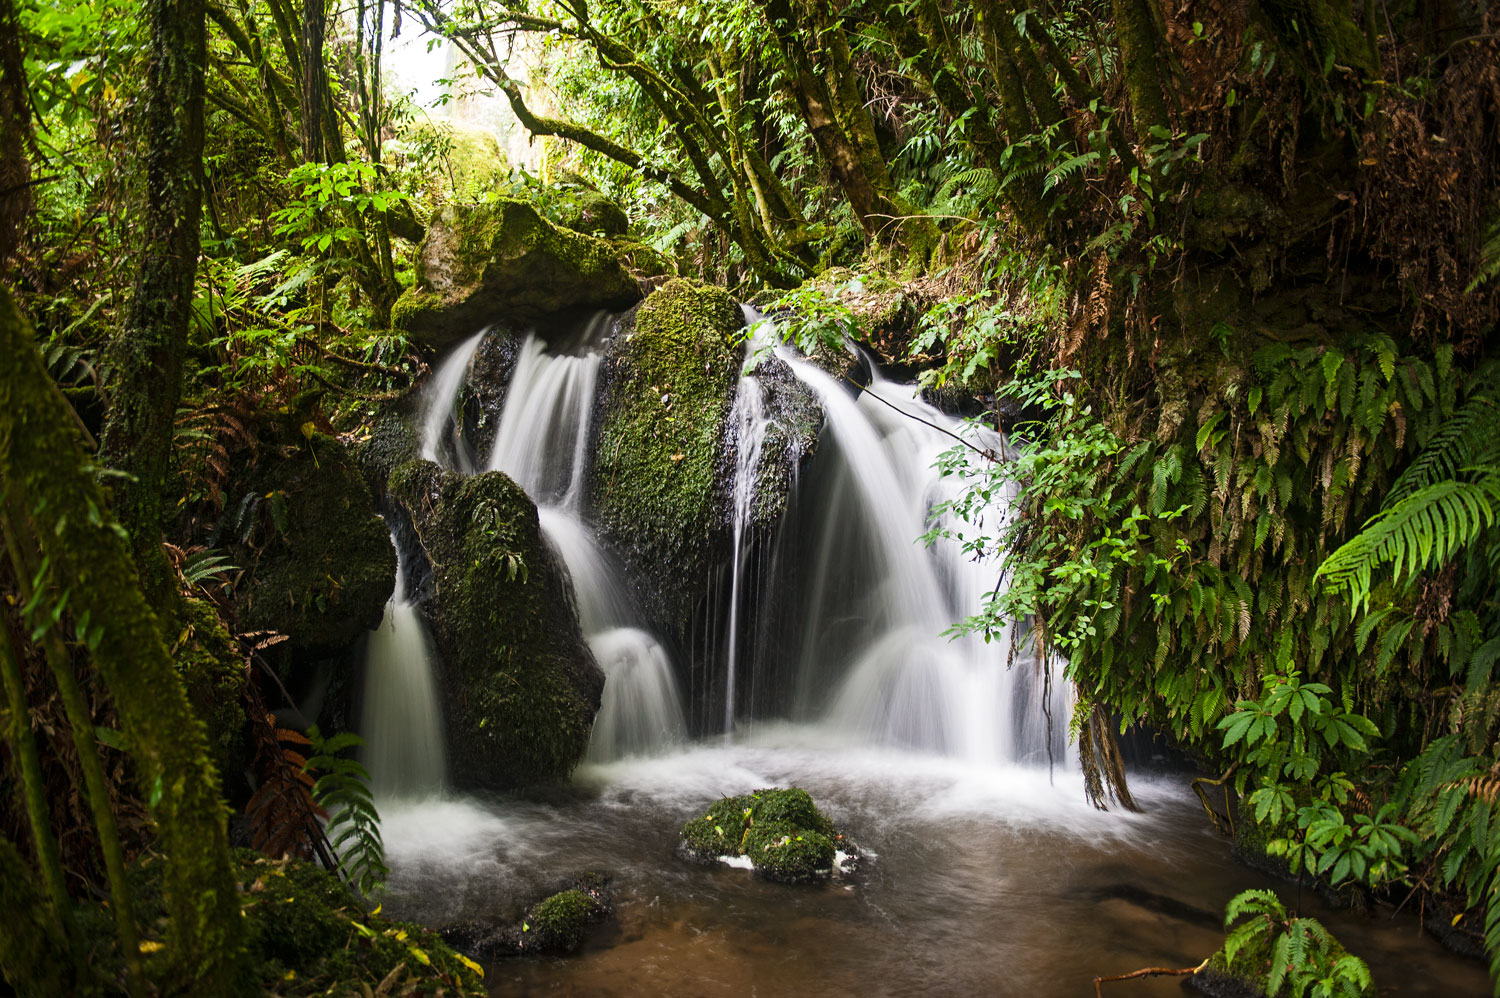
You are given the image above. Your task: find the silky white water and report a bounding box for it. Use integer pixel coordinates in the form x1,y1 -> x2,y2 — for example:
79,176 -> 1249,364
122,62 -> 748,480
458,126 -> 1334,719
419,329 -> 486,472
484,327 -> 688,761
723,375 -> 771,731
361,545 -> 447,798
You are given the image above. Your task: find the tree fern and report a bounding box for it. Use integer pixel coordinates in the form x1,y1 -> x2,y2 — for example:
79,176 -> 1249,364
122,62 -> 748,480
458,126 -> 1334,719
305,727 -> 388,900
1317,467 -> 1500,611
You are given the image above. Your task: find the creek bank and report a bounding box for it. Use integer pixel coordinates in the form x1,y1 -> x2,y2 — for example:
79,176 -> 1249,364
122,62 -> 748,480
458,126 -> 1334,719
387,460 -> 602,790
679,787 -> 858,884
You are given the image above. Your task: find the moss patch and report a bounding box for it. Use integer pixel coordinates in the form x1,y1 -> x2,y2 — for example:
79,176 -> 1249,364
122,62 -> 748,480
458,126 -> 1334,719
172,597 -> 249,779
388,461 -> 603,789
679,787 -> 849,884
232,432 -> 395,657
589,279 -> 743,625
398,198 -> 642,352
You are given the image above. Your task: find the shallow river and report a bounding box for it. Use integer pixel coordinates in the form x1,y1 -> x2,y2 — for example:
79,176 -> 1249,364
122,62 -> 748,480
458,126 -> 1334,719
378,725 -> 1488,996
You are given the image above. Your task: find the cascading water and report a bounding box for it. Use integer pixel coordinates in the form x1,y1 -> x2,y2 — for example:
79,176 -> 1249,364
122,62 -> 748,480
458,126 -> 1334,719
483,323 -> 687,762
722,375 -> 771,732
743,324 -> 1069,766
361,542 -> 447,798
419,329 -> 486,472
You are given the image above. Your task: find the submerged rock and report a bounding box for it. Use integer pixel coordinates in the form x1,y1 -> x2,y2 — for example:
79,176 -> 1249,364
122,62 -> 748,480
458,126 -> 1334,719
589,278 -> 744,626
679,787 -> 857,884
232,432 -> 395,657
388,460 -> 603,789
392,198 -> 642,352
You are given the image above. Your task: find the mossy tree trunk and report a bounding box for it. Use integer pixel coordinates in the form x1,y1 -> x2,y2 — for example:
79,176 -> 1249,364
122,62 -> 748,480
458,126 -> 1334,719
0,837 -> 76,997
1,286 -> 247,995
98,0 -> 206,604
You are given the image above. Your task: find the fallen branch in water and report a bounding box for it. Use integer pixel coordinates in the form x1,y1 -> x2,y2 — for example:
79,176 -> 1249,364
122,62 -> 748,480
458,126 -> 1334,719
1093,959 -> 1208,996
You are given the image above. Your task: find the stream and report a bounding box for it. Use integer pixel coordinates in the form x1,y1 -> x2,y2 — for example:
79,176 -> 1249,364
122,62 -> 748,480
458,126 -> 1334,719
365,317 -> 1490,995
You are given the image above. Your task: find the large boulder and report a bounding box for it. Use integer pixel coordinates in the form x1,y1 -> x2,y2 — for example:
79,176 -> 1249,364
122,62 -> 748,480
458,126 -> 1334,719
232,432 -> 395,657
391,198 -> 642,352
388,460 -> 603,789
588,279 -> 743,625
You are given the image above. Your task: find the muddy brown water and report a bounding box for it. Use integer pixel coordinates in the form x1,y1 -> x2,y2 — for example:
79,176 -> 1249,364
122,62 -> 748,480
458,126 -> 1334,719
378,727 -> 1489,997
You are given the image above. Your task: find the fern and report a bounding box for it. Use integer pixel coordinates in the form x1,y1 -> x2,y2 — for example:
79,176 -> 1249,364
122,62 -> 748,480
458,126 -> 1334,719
1387,384 -> 1500,502
305,727 -> 388,899
1317,467 -> 1500,611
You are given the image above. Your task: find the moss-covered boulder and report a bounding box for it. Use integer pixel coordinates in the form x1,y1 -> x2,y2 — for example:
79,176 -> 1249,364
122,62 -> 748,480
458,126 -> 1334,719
679,787 -> 852,884
233,432 -> 395,657
589,278 -> 743,625
441,872 -> 613,959
392,198 -> 642,352
388,460 -> 603,789
546,188 -> 630,237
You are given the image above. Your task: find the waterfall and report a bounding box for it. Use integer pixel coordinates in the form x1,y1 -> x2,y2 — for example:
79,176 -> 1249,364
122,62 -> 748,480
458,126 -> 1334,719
755,329 -> 1069,767
362,543 -> 447,798
723,375 -> 770,731
419,329 -> 487,472
484,324 -> 688,762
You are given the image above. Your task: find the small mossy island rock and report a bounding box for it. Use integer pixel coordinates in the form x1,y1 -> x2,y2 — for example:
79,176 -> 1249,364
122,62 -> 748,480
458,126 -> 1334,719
392,197 -> 642,352
441,873 -> 613,959
679,787 -> 852,884
589,278 -> 744,626
233,432 -> 395,657
388,460 -> 603,789
1187,924 -> 1375,998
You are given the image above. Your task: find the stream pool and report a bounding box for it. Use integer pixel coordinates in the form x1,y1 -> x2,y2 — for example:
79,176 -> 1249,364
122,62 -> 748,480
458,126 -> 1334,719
377,724 -> 1488,996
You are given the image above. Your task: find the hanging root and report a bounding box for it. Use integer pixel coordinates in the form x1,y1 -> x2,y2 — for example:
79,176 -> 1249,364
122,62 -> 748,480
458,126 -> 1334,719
1079,702 -> 1141,812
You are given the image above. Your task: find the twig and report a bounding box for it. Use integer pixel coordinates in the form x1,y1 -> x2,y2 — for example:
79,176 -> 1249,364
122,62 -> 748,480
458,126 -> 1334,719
849,373 -> 1003,462
1093,959 -> 1208,996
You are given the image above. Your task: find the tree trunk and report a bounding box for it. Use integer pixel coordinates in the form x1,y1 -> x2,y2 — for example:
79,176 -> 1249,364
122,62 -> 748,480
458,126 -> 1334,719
98,0 -> 207,603
1,285 -> 248,995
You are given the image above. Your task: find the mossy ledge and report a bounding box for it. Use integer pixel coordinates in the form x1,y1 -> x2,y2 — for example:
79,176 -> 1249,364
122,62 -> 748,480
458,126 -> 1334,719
679,787 -> 856,884
588,278 -> 743,628
392,197 -> 642,352
388,459 -> 603,790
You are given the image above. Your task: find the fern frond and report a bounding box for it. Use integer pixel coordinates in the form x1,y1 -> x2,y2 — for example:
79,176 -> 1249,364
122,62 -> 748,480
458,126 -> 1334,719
1317,468 -> 1500,612
1388,389 -> 1500,502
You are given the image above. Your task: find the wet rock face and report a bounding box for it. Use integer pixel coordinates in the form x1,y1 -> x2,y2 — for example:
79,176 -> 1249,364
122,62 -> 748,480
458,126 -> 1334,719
679,787 -> 857,884
387,460 -> 603,790
391,198 -> 642,352
587,279 -> 744,627
232,432 -> 395,657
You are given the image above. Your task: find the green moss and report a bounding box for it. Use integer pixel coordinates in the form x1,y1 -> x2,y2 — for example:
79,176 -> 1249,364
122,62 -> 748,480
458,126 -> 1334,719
390,287 -> 445,332
545,188 -> 629,237
388,461 -> 602,789
173,598 -> 248,778
400,198 -> 641,350
590,279 -> 742,617
233,433 -> 395,656
521,888 -> 606,952
679,787 -> 845,884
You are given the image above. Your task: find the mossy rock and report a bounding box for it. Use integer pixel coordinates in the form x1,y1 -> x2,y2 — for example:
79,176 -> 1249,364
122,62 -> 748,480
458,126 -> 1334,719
441,872 -> 613,959
546,188 -> 630,237
388,460 -> 603,789
679,787 -> 849,884
588,278 -> 743,627
174,597 -> 249,780
233,433 -> 395,657
351,400 -> 423,499
393,197 -> 642,352
1187,923 -> 1374,998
